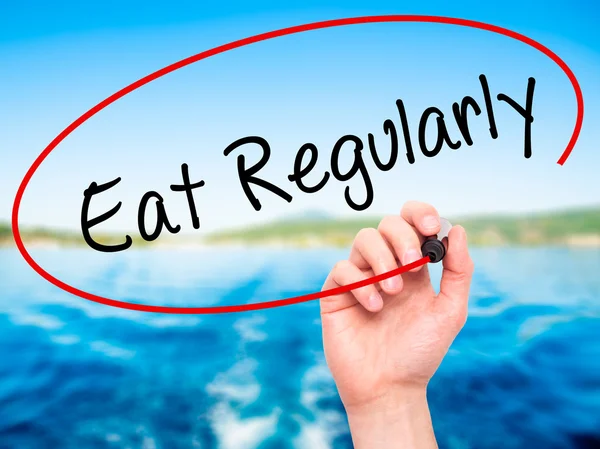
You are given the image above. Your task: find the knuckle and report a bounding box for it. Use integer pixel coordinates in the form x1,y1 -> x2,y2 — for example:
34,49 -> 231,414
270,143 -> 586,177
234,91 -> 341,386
377,216 -> 395,232
355,227 -> 378,244
332,260 -> 351,274
457,257 -> 475,281
465,259 -> 475,276
450,305 -> 468,330
450,266 -> 473,284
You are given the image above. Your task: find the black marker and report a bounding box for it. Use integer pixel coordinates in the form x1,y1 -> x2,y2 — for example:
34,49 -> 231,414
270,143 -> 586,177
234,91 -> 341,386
421,218 -> 452,263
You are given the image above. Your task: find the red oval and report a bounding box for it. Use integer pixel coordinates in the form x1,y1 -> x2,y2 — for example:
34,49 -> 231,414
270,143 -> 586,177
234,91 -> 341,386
12,15 -> 584,314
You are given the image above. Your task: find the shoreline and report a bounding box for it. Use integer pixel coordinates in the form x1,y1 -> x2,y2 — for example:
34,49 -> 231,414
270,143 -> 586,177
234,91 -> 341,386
2,237 -> 600,250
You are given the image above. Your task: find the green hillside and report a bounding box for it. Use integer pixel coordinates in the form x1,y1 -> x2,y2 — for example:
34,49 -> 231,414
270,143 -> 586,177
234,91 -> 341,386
458,208 -> 600,245
2,205 -> 599,248
0,223 -> 147,247
0,222 -> 10,237
205,206 -> 600,247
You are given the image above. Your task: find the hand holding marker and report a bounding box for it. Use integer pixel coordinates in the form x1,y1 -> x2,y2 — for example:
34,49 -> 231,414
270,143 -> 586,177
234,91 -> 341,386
321,202 -> 474,449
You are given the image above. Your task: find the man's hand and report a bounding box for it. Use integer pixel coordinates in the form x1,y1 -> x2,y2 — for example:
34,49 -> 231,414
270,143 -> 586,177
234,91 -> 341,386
320,201 -> 474,448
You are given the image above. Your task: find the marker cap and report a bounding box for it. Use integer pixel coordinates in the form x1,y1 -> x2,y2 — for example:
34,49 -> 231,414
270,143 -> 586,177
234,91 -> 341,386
421,217 -> 452,263
422,239 -> 446,263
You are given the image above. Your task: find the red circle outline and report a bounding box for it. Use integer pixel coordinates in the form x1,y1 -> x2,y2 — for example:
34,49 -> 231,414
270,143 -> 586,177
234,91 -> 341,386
11,15 -> 584,314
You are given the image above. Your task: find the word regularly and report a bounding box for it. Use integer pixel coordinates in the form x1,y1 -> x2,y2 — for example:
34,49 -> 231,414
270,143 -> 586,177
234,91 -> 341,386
225,74 -> 535,211
81,74 -> 535,252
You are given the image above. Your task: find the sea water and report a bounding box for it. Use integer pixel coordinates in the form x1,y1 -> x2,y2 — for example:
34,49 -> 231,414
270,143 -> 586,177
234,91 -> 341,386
0,247 -> 598,448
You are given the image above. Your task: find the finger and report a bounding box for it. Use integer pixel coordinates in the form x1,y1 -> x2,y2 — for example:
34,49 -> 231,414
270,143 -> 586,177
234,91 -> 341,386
321,260 -> 383,314
349,228 -> 403,295
401,201 -> 441,237
378,215 -> 425,273
437,225 -> 474,323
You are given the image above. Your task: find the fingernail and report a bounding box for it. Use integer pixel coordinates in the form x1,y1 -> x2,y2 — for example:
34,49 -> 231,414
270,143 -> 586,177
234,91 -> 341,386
383,275 -> 402,291
369,292 -> 383,311
403,249 -> 421,266
422,215 -> 440,230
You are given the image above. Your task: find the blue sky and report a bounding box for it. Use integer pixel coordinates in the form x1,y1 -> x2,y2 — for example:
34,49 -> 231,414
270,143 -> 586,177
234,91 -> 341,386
1,0 -> 599,235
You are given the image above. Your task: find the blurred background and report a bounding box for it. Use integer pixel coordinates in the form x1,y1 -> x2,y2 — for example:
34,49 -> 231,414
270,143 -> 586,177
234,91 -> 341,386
1,1 -> 599,448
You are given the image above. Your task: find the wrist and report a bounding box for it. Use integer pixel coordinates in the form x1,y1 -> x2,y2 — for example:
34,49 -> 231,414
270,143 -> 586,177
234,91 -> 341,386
345,384 -> 428,418
345,386 -> 437,449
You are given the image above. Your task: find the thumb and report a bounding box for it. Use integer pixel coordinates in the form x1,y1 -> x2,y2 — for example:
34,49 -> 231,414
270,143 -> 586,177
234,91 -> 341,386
438,225 -> 474,311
